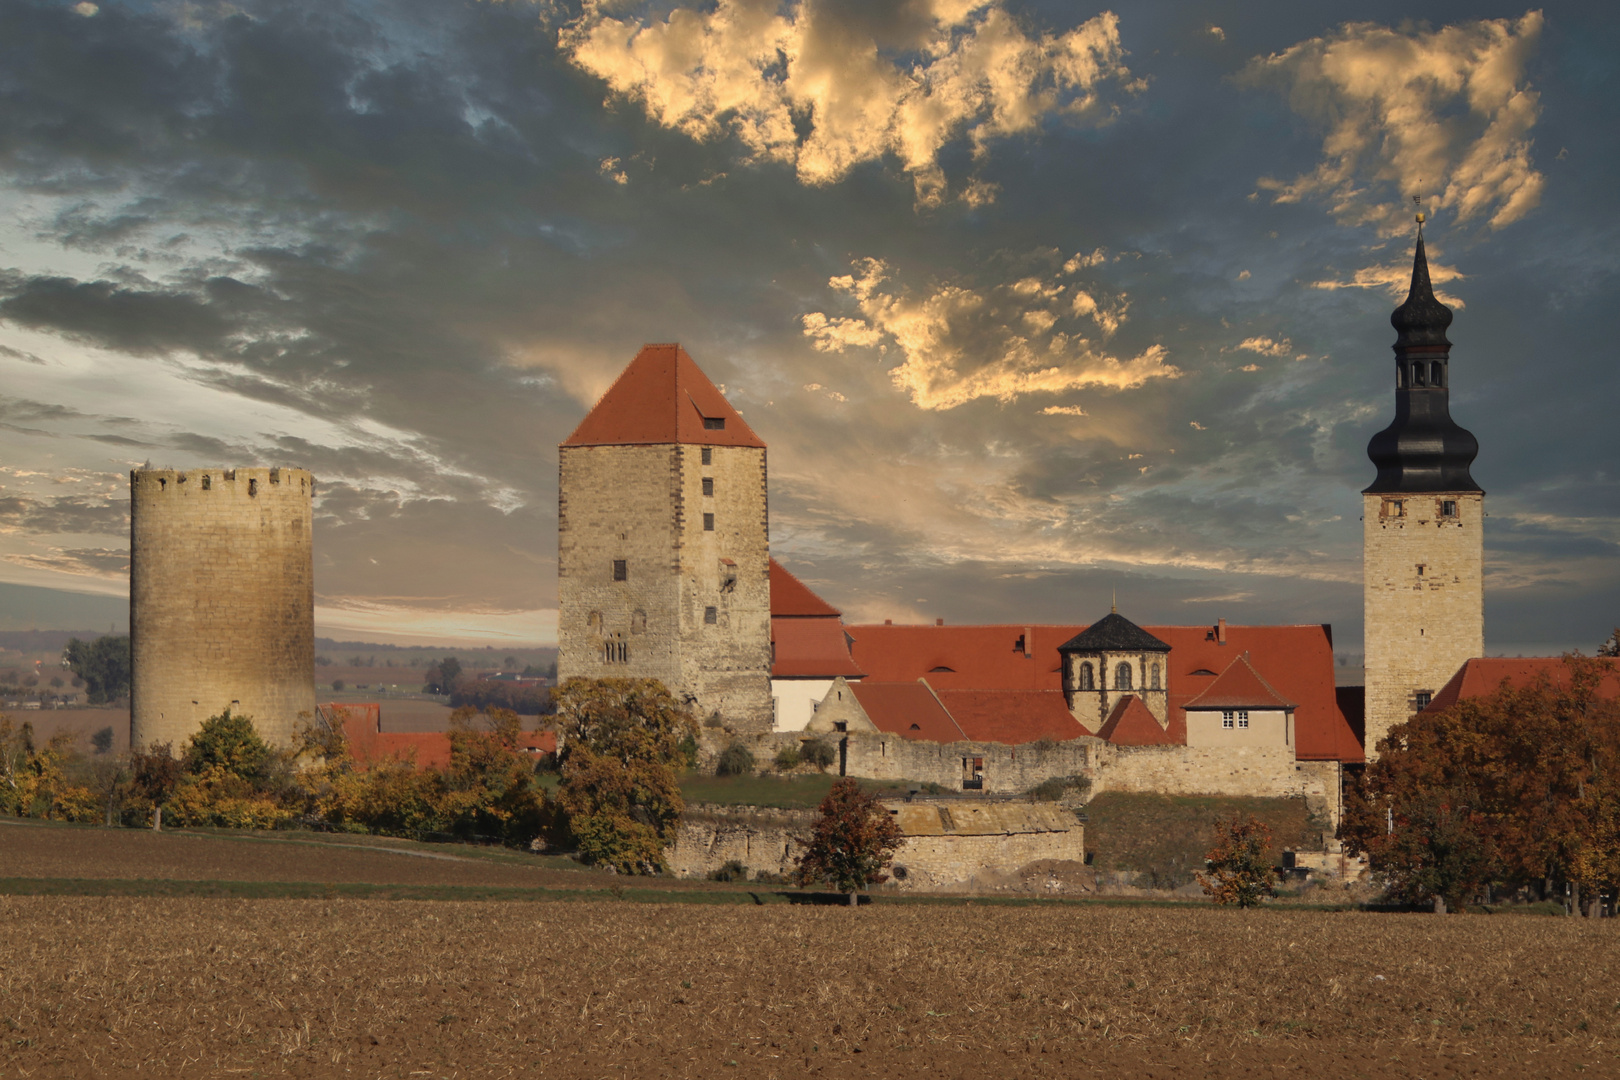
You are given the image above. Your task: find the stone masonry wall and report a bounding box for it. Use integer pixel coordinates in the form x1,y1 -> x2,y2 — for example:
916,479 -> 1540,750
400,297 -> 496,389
130,467 -> 314,749
557,443 -> 773,731
1363,490 -> 1483,759
663,802 -> 1085,892
699,730 -> 1345,826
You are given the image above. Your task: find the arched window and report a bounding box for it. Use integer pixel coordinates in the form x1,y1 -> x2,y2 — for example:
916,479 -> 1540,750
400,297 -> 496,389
1077,661 -> 1095,691
1431,361 -> 1444,388
1150,662 -> 1161,690
587,611 -> 602,634
1396,362 -> 1406,389
1411,362 -> 1426,387
602,633 -> 628,664
1116,662 -> 1133,691
631,610 -> 646,634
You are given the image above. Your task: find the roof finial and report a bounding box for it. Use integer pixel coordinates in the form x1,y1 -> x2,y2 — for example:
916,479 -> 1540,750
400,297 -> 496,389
1412,192 -> 1426,235
1111,586 -> 1117,615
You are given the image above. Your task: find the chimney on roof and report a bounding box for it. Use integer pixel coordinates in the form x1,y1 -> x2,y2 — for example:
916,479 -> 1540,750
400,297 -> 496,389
885,619 -> 893,625
1217,618 -> 1227,645
1023,627 -> 1033,657
935,618 -> 944,626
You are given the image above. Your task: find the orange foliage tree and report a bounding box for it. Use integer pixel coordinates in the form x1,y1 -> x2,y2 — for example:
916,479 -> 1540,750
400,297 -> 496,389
794,779 -> 904,906
1197,814 -> 1277,907
1343,655 -> 1620,911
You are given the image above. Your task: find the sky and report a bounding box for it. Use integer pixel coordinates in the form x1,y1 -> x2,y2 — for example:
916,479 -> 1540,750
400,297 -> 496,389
0,0 -> 1615,653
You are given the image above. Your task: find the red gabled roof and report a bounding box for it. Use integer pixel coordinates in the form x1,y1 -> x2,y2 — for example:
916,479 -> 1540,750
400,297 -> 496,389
850,681 -> 965,742
1098,695 -> 1175,746
771,617 -> 864,678
1424,657 -> 1620,713
562,343 -> 765,448
324,704 -> 556,772
845,621 -> 1362,763
1184,652 -> 1296,711
769,559 -> 840,617
934,690 -> 1086,744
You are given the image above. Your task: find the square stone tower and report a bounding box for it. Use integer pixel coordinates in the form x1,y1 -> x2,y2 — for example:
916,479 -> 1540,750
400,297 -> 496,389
1362,221 -> 1484,758
557,344 -> 774,731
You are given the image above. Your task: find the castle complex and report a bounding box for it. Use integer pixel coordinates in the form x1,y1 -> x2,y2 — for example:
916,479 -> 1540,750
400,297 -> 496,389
553,221 -> 1490,822
130,466 -> 315,748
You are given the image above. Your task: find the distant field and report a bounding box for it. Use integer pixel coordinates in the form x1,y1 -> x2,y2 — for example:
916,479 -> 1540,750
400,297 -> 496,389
6,706 -> 130,753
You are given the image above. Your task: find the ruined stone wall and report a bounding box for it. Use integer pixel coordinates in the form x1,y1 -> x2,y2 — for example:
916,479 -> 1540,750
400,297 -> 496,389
698,731 -> 1346,826
663,802 -> 1085,892
1363,491 -> 1483,758
130,467 -> 314,749
557,443 -> 772,730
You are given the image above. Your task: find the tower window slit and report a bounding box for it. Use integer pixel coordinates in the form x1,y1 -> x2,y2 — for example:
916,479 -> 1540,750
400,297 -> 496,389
1431,361 -> 1444,387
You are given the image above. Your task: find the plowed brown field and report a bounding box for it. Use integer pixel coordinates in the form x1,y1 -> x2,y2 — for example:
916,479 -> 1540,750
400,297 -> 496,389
1,824 -> 1617,1078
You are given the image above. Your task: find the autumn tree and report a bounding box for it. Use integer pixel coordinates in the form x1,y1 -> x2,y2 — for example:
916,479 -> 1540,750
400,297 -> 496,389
1343,655 -> 1620,911
1198,814 -> 1278,908
548,678 -> 696,873
794,778 -> 905,906
127,742 -> 183,829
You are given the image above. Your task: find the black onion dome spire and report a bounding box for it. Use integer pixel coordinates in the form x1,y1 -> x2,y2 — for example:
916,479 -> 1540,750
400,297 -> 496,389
1364,220 -> 1482,494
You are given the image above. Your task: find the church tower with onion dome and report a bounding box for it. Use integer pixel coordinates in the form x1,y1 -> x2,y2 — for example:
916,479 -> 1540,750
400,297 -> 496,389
1362,211 -> 1485,759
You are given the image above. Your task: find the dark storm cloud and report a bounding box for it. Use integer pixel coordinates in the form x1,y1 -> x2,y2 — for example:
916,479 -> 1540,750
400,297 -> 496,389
0,0 -> 1614,648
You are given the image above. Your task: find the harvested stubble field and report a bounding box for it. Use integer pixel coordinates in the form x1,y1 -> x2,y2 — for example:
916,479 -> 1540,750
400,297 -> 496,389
1,825 -> 1618,1079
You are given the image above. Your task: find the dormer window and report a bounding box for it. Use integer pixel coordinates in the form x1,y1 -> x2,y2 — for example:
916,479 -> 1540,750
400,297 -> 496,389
703,416 -> 726,430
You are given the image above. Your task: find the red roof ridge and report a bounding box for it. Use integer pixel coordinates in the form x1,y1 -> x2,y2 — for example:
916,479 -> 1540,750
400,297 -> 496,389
562,343 -> 765,448
1184,651 -> 1296,710
769,558 -> 841,617
1098,695 -> 1175,745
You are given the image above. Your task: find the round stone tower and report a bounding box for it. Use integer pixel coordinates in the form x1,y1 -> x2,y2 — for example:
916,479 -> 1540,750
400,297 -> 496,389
130,466 -> 315,750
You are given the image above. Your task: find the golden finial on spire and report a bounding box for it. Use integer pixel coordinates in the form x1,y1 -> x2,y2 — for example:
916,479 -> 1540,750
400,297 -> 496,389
1412,193 -> 1426,230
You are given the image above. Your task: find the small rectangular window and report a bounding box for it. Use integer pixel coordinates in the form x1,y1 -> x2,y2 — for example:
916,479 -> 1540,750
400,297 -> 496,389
1238,711 -> 1249,729
1222,710 -> 1234,729
704,606 -> 717,625
1415,691 -> 1432,710
702,477 -> 714,496
612,559 -> 627,581
1441,500 -> 1458,518
701,448 -> 712,464
703,512 -> 714,531
703,417 -> 725,430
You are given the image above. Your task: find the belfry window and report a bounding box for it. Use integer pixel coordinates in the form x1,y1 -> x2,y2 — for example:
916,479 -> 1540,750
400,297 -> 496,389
1077,661 -> 1095,691
1115,662 -> 1133,691
1431,362 -> 1445,387
1411,363 -> 1426,387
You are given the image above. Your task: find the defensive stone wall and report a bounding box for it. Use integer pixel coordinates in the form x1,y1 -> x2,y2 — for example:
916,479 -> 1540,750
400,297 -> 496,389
1363,490 -> 1483,758
130,467 -> 314,749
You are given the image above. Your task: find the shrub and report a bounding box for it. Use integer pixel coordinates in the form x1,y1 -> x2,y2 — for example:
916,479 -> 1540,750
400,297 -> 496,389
1029,774 -> 1093,802
91,726 -> 114,755
332,679 -> 345,692
1197,814 -> 1278,907
773,744 -> 802,771
709,859 -> 749,882
716,742 -> 756,777
801,740 -> 836,772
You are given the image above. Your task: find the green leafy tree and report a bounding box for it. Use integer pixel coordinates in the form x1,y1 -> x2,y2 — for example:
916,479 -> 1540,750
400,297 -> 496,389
548,678 -> 696,873
183,708 -> 272,782
717,741 -> 755,776
794,778 -> 904,906
63,635 -> 131,704
1197,814 -> 1278,907
423,657 -> 463,694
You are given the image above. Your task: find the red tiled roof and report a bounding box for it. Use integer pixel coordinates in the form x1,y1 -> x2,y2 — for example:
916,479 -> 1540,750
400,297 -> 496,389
850,681 -> 965,742
562,343 -> 765,448
771,616 -> 864,678
324,704 -> 556,772
934,689 -> 1086,743
1098,695 -> 1175,746
769,558 -> 841,617
846,621 -> 1362,763
1184,652 -> 1296,711
1424,657 -> 1620,713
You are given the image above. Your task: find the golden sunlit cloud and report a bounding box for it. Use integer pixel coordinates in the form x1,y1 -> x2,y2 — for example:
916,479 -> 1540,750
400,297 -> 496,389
1246,11 -> 1545,233
560,0 -> 1140,206
801,255 -> 1178,410
1309,253 -> 1468,307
